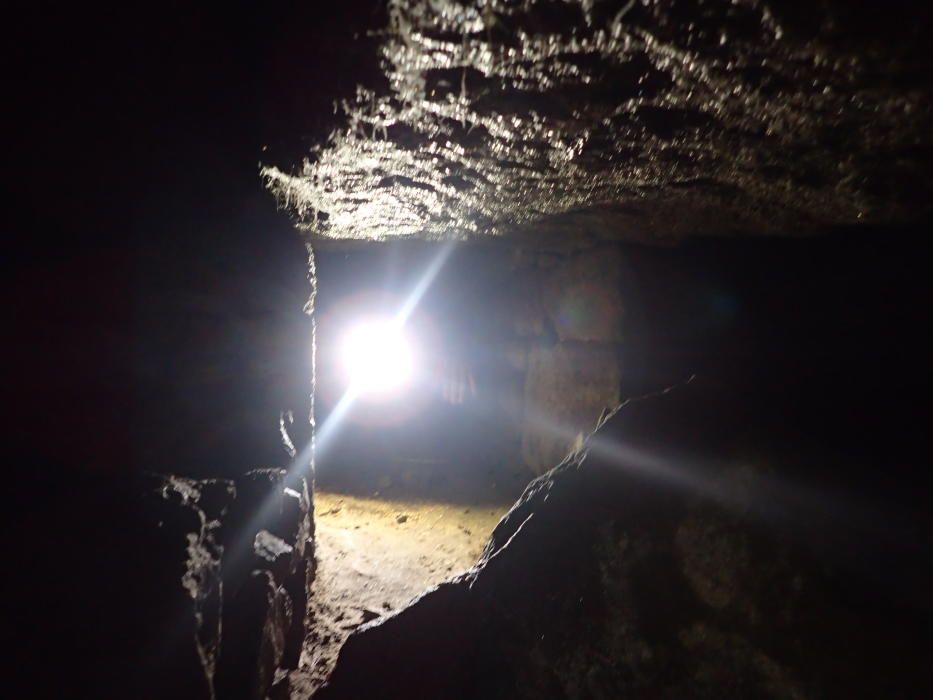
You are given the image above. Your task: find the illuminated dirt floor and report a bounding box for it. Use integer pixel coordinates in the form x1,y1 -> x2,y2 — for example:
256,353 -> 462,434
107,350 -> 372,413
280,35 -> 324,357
290,490 -> 515,696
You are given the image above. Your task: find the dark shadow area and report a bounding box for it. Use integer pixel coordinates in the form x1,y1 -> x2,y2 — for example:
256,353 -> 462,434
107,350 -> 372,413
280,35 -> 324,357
4,3 -> 386,696
311,226 -> 933,700
618,225 -> 933,522
5,1 -> 932,697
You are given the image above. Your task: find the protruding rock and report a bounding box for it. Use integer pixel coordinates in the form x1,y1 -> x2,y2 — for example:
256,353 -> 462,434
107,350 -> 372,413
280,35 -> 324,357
315,379 -> 931,699
216,570 -> 293,700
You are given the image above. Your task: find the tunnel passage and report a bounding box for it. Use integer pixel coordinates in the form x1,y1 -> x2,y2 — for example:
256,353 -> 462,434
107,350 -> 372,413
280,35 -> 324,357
298,227 -> 933,700
292,239 -> 630,692
288,218 -> 933,697
313,240 -> 627,478
256,10 -> 933,692
10,0 -> 933,698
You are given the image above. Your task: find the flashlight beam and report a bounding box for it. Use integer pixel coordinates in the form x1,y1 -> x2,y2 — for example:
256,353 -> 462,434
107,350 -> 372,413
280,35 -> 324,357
226,242 -> 457,580
394,242 -> 456,327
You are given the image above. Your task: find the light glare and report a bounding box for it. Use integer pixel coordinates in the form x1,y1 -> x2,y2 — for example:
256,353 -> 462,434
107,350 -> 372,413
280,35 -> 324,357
341,319 -> 414,397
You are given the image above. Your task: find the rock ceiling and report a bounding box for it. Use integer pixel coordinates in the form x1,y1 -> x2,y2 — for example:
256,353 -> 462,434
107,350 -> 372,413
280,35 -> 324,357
264,0 -> 932,242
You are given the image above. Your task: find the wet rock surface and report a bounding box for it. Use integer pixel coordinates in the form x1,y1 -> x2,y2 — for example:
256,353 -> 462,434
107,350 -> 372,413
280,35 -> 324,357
218,469 -> 315,698
15,473 -> 233,698
265,0 -> 933,242
154,475 -> 232,698
14,468 -> 313,699
314,378 -> 931,699
217,569 -> 294,700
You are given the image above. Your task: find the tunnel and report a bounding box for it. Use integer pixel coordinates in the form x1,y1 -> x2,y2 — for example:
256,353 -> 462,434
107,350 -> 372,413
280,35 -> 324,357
6,1 -> 933,698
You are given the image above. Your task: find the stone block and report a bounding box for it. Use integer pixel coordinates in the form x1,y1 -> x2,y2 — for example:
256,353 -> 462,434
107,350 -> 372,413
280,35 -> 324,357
540,247 -> 623,343
521,342 -> 621,473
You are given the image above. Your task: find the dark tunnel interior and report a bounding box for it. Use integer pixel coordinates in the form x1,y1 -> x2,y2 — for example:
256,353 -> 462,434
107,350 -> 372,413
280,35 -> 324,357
5,1 -> 933,698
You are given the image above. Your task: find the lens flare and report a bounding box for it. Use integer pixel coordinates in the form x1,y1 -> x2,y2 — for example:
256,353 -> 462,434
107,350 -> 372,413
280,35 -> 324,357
341,319 -> 414,397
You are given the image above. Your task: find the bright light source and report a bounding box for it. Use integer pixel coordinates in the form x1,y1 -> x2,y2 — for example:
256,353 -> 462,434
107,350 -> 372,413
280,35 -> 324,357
341,318 -> 414,398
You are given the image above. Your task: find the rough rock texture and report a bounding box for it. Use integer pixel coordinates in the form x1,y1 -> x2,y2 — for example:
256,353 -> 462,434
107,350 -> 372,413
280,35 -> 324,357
218,468 -> 315,699
540,246 -> 624,344
314,379 -> 930,699
14,473 -> 236,698
153,475 -> 234,699
14,467 -> 314,699
208,469 -> 314,699
521,341 -> 620,472
517,245 -> 624,472
264,0 -> 933,242
217,570 -> 294,700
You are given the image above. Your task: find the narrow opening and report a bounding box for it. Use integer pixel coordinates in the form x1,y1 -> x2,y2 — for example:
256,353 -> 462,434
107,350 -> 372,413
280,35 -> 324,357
299,239 -> 624,686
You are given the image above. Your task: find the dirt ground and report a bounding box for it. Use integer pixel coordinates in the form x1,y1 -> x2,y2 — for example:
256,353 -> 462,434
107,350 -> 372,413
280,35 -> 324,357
289,490 -> 514,697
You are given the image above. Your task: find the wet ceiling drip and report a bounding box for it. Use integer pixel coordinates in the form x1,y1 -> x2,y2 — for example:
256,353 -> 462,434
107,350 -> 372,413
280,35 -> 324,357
263,0 -> 933,243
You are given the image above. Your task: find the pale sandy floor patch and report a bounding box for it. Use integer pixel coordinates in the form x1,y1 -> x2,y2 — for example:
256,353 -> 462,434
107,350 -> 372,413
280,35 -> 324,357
289,490 -> 512,697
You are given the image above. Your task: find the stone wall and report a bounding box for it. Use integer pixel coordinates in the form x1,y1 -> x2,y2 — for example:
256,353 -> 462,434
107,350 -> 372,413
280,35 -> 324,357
510,245 -> 624,474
